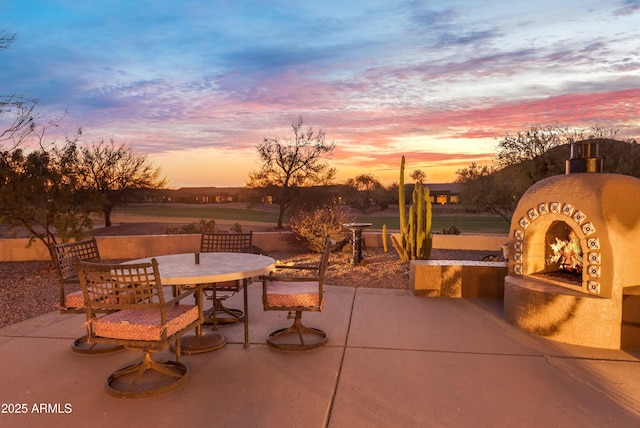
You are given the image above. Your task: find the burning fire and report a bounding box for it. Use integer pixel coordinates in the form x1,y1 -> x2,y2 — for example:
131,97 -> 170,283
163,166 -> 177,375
547,231 -> 583,273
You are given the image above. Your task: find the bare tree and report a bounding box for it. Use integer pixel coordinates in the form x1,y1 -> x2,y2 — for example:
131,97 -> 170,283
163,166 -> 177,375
1,30 -> 39,151
457,124 -> 627,223
0,29 -> 16,49
455,162 -> 524,223
344,174 -> 385,213
0,28 -> 100,245
0,95 -> 39,151
77,139 -> 166,227
247,116 -> 336,229
0,138 -> 101,247
410,169 -> 426,184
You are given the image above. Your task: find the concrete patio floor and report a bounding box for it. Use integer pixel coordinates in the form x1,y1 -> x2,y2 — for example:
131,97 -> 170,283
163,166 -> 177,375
2,284 -> 640,427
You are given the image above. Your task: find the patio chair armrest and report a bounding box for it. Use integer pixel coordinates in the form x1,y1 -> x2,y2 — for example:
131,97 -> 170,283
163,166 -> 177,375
166,284 -> 201,306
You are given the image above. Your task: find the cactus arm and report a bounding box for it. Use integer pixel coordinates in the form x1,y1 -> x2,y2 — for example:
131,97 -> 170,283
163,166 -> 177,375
382,224 -> 388,253
398,156 -> 407,235
416,183 -> 425,259
390,234 -> 409,261
423,186 -> 433,259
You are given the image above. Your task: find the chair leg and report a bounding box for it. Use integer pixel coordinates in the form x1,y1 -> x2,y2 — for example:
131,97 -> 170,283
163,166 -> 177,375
72,335 -> 124,355
215,298 -> 244,323
204,287 -> 244,328
267,311 -> 327,351
105,350 -> 189,398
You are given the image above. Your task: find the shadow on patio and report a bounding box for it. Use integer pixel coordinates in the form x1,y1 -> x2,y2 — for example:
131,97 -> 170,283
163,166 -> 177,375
2,285 -> 640,427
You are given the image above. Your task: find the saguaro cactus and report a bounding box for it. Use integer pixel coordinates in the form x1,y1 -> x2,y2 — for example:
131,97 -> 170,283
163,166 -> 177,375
391,156 -> 433,261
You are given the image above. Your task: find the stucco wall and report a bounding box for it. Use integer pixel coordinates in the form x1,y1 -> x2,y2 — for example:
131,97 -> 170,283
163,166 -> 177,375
0,232 -> 508,262
410,260 -> 508,298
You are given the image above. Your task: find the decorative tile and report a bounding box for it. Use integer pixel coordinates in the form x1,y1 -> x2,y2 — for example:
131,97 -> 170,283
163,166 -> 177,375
562,203 -> 574,216
582,222 -> 596,235
513,252 -> 522,262
537,203 -> 549,215
519,217 -> 530,229
588,252 -> 601,264
513,264 -> 522,275
514,229 -> 523,240
550,202 -> 561,213
572,210 -> 586,224
527,208 -> 539,220
587,238 -> 600,249
587,281 -> 601,294
514,241 -> 522,252
587,265 -> 601,278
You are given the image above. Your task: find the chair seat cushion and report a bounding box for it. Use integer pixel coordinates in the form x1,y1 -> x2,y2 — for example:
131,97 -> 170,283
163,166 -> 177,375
93,305 -> 199,341
265,281 -> 322,308
65,290 -> 85,309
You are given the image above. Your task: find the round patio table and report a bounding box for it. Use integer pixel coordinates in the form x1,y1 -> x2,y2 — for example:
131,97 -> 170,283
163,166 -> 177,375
126,252 -> 275,353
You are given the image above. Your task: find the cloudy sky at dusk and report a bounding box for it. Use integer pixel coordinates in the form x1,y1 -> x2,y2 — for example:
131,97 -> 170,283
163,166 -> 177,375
2,0 -> 639,188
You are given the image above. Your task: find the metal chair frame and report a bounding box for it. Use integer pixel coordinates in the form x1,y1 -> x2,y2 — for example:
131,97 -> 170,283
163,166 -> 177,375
49,237 -> 123,354
199,231 -> 253,328
77,259 -> 203,398
260,237 -> 333,351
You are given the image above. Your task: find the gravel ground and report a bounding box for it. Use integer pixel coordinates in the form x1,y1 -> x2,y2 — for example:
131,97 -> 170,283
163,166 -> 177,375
0,247 -> 497,329
0,222 -> 499,328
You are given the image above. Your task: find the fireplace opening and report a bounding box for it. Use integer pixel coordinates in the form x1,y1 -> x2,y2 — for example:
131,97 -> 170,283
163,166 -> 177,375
535,221 -> 583,285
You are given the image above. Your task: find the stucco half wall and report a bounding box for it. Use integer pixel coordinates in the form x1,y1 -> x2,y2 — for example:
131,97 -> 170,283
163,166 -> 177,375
1,232 -> 508,262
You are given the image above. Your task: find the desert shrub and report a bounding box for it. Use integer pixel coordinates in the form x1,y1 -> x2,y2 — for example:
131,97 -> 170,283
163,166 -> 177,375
166,219 -> 216,234
229,222 -> 243,233
433,225 -> 461,235
289,201 -> 354,252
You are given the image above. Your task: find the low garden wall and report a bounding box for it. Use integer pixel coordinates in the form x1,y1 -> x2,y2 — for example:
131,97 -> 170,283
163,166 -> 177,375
0,232 -> 299,261
1,231 -> 509,274
410,260 -> 508,298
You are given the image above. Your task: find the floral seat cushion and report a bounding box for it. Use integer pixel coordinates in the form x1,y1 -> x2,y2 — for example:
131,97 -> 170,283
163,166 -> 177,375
64,290 -> 85,309
93,304 -> 199,341
265,281 -> 323,308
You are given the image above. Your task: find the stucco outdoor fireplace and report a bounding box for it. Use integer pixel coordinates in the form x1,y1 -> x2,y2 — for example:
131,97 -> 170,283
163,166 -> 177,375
504,140 -> 640,349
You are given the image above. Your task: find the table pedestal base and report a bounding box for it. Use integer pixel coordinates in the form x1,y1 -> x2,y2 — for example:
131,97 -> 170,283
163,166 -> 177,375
177,333 -> 226,354
343,223 -> 372,266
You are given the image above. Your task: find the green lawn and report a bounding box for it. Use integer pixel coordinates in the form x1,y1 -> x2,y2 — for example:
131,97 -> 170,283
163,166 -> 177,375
115,204 -> 281,223
114,204 -> 510,234
357,215 -> 509,234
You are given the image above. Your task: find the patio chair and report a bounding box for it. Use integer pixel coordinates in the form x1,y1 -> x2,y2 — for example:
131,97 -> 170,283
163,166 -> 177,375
200,231 -> 253,328
260,236 -> 333,351
49,237 -> 123,354
76,259 -> 203,398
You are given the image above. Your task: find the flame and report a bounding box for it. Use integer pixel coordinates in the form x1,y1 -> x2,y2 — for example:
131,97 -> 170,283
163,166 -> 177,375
547,231 -> 583,273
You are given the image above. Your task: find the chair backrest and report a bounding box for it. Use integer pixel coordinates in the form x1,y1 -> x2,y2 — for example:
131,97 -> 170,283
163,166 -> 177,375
76,259 -> 165,313
50,237 -> 101,283
317,236 -> 333,287
200,231 -> 253,253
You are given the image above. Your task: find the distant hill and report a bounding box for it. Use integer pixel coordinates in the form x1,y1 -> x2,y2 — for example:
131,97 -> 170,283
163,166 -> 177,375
500,138 -> 640,179
457,138 -> 640,222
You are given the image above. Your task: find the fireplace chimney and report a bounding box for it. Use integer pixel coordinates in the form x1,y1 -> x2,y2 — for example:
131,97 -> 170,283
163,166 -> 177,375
566,140 -> 603,174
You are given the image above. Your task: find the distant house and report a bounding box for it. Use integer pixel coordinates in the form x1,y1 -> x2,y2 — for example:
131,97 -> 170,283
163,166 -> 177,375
134,183 -> 461,205
425,183 -> 461,204
150,187 -> 246,204
402,183 -> 460,205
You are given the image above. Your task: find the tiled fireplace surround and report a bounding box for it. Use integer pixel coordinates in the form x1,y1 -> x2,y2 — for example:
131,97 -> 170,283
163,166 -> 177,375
504,172 -> 640,349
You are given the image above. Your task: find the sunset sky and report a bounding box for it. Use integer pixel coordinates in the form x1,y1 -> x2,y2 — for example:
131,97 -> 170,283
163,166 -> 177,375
2,1 -> 639,188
